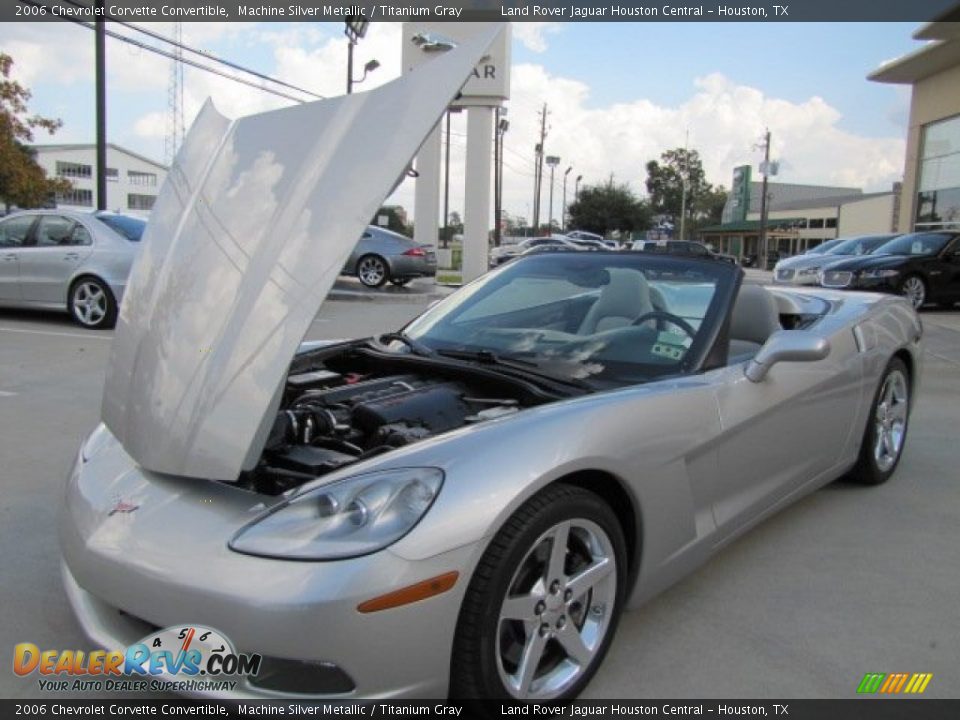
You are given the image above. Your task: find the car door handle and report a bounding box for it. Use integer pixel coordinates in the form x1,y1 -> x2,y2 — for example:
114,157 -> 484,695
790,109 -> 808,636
1,253 -> 17,262
63,253 -> 80,260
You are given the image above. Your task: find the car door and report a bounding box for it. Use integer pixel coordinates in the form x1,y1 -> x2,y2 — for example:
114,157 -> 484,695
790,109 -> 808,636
708,332 -> 863,538
930,235 -> 960,302
19,215 -> 94,304
0,215 -> 37,302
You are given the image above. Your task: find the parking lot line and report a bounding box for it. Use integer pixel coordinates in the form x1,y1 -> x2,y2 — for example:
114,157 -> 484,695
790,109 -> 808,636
0,326 -> 113,341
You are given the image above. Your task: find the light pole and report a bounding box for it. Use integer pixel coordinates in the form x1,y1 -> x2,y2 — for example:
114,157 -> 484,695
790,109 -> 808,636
562,166 -> 572,232
344,17 -> 370,95
494,111 -> 509,247
349,58 -> 380,94
575,174 -> 583,202
545,155 -> 560,232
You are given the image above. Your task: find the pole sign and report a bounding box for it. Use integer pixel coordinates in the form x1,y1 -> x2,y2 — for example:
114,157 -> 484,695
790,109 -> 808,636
727,164 -> 752,223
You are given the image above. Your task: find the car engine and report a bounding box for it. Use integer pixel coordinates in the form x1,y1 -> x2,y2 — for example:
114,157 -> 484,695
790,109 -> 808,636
243,368 -> 524,495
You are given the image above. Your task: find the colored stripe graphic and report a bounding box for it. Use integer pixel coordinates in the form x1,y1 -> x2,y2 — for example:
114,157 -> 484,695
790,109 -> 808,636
858,672 -> 932,694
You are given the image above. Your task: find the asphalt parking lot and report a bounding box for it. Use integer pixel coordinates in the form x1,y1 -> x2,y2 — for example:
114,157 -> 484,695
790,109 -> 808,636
1,295 -> 958,700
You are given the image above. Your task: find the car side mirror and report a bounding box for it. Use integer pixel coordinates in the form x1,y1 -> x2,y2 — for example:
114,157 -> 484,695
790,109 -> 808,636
745,330 -> 830,383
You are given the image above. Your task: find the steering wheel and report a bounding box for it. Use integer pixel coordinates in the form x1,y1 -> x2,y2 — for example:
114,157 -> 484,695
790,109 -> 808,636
630,310 -> 697,338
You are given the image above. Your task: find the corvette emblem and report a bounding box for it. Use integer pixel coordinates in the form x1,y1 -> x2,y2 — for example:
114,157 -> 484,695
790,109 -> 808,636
107,499 -> 140,516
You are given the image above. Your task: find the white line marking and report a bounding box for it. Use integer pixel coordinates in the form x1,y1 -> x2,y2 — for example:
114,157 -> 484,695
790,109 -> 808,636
0,390 -> 17,397
0,326 -> 113,341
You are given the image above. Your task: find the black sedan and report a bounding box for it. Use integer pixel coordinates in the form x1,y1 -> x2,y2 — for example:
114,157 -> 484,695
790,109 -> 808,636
819,231 -> 960,309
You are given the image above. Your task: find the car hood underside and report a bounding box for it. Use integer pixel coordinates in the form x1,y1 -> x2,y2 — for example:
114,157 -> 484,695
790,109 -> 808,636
100,25 -> 503,482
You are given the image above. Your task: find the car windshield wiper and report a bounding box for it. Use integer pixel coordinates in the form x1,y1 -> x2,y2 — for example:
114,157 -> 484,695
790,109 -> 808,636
434,348 -> 592,390
371,332 -> 434,357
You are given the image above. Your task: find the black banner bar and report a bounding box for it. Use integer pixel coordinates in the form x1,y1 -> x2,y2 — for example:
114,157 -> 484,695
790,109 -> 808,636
3,700 -> 960,720
5,0 -> 960,23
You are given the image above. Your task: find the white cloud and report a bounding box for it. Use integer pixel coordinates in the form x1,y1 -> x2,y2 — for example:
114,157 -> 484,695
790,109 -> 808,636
512,22 -> 562,53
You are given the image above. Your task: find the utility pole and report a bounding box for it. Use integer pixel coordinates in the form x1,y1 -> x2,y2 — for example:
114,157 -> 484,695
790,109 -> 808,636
94,0 -> 106,211
494,111 -> 509,247
532,103 -> 548,233
679,128 -> 689,241
758,128 -> 772,270
562,166 -> 572,232
546,155 -> 560,231
575,175 -> 582,202
442,109 -> 451,248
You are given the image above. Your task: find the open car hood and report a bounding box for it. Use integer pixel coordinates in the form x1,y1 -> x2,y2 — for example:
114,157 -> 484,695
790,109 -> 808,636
101,26 -> 502,481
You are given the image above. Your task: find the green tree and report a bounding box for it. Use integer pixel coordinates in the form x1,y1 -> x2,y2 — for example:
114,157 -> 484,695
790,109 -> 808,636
0,53 -> 70,211
566,180 -> 651,237
690,183 -> 728,233
644,148 -> 710,221
373,206 -> 412,237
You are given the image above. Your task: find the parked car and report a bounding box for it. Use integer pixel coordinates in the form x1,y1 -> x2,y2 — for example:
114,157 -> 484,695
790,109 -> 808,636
819,230 -> 960,309
631,239 -> 738,264
61,35 -> 923,702
490,236 -> 580,267
773,234 -> 899,286
341,225 -> 436,288
566,230 -> 617,249
0,209 -> 145,329
802,238 -> 846,255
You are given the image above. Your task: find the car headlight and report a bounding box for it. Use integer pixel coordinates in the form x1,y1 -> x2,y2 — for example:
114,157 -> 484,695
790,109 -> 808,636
229,467 -> 444,560
860,268 -> 900,279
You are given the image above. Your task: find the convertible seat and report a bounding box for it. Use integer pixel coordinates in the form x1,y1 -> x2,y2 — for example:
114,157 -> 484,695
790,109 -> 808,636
728,285 -> 781,361
578,268 -> 655,334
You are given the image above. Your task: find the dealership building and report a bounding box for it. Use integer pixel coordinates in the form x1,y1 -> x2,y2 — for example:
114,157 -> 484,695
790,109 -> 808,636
869,12 -> 960,233
699,180 -> 899,261
30,143 -> 167,216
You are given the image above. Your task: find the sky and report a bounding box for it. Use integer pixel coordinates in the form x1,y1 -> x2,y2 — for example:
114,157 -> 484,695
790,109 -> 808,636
1,20 -> 923,224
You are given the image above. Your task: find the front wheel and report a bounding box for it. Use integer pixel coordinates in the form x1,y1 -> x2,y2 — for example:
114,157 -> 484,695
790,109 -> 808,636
356,255 -> 389,288
451,484 -> 626,699
899,275 -> 927,310
848,357 -> 910,485
68,277 -> 117,329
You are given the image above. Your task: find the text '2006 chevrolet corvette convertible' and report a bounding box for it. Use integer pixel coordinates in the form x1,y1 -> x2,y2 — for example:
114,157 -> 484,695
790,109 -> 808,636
59,24 -> 922,701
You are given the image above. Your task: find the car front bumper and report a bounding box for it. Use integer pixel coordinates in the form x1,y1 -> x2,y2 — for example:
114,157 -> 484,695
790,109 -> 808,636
58,439 -> 478,700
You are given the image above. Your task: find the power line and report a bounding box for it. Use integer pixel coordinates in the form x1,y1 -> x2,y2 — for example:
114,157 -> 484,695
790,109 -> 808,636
21,0 -> 319,104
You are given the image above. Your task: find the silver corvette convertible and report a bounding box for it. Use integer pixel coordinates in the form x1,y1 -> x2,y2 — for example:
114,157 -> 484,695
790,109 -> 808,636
60,27 -> 923,701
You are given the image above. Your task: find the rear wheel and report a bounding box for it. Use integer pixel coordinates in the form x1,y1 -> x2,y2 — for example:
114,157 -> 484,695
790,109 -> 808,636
899,275 -> 926,310
451,484 -> 626,699
848,357 -> 910,485
356,254 -> 389,288
68,277 -> 117,329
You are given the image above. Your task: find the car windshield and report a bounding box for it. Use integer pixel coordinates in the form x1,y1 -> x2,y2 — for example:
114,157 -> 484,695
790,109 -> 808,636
806,239 -> 843,255
95,213 -> 146,242
827,235 -> 894,256
403,253 -> 737,387
873,232 -> 952,256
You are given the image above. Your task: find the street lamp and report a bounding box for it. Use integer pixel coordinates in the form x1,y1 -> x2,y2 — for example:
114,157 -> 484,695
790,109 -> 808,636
562,166 -> 572,232
350,58 -> 380,92
545,155 -> 560,232
494,111 -> 510,247
344,17 -> 370,95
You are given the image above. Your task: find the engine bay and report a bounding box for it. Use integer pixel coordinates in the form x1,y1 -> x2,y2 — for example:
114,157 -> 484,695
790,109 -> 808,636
240,347 -> 544,495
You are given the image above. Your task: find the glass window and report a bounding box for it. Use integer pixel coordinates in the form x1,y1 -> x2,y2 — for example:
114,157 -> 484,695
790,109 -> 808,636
916,187 -> 960,229
35,216 -> 76,247
106,168 -> 119,182
94,213 -> 146,242
917,115 -> 960,229
921,114 -> 960,160
0,215 -> 35,248
127,194 -> 156,211
825,218 -> 837,229
72,224 -> 93,246
56,189 -> 93,207
874,232 -> 952,256
127,171 -> 157,187
56,161 -> 92,179
808,218 -> 825,229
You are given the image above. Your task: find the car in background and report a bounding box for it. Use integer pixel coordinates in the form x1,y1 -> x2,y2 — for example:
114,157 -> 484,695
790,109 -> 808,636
773,234 -> 899,286
802,238 -> 846,255
819,230 -> 960,309
566,230 -> 617,249
560,235 -> 608,251
0,209 -> 146,329
341,225 -> 436,288
631,239 -> 738,264
489,236 -> 580,267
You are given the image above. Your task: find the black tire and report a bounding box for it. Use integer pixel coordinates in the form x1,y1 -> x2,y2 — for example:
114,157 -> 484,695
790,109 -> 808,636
356,254 -> 389,288
67,276 -> 117,329
847,357 -> 911,485
899,274 -> 927,310
450,484 -> 627,700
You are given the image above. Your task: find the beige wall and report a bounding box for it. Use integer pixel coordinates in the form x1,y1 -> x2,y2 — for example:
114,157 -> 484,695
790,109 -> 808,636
838,194 -> 896,236
898,63 -> 960,232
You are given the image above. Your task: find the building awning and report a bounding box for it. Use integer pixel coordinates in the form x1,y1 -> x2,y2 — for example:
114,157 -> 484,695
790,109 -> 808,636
698,218 -> 807,233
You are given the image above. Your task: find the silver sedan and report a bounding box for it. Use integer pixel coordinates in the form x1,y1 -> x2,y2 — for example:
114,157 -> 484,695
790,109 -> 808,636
58,31 -> 923,702
0,209 -> 144,329
342,225 -> 437,288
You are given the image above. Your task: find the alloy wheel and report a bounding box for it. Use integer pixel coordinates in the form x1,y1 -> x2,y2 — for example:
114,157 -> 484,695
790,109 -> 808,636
873,369 -> 908,472
901,276 -> 926,310
357,256 -> 387,287
72,281 -> 108,327
495,518 -> 617,699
